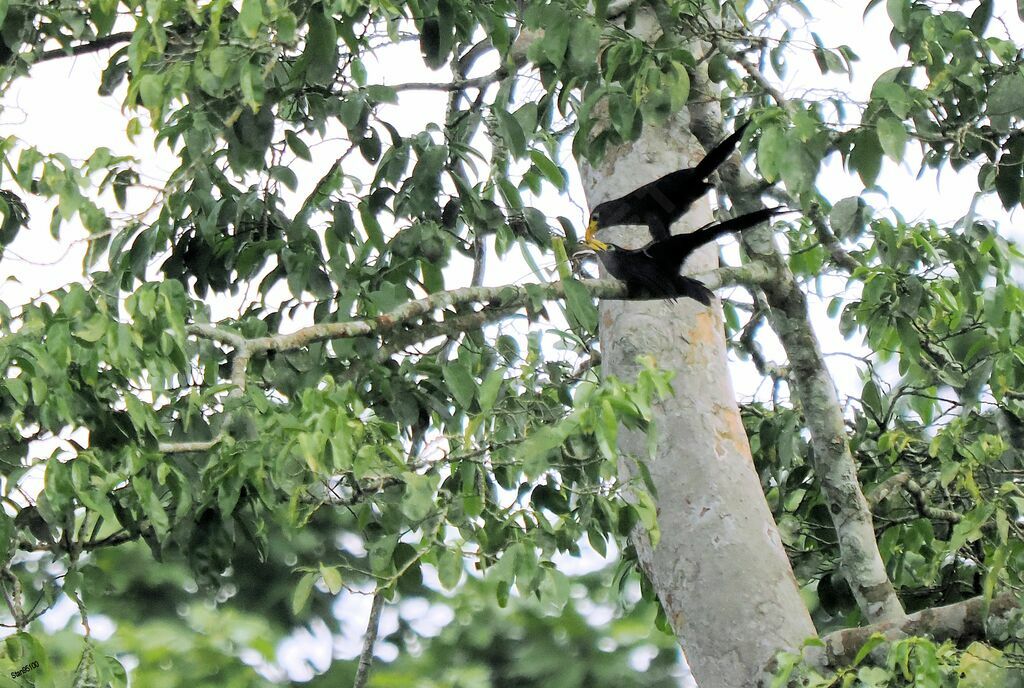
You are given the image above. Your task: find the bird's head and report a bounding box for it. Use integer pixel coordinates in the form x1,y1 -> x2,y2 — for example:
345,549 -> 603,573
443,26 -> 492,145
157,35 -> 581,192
585,204 -> 610,251
569,240 -> 597,259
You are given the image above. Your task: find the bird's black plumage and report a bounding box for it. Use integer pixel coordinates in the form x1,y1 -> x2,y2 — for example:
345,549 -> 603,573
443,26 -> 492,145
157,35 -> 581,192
586,121 -> 750,245
584,207 -> 787,305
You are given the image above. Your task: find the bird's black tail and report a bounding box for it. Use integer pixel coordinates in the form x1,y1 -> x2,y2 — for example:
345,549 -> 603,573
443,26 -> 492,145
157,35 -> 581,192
671,276 -> 715,305
691,121 -> 751,181
685,206 -> 791,247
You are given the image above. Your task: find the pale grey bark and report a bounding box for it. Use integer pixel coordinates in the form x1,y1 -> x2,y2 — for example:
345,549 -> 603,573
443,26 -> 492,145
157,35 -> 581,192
687,69 -> 906,625
815,591 -> 1019,668
579,102 -> 817,685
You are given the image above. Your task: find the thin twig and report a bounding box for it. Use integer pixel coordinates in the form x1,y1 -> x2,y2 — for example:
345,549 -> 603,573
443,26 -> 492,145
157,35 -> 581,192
392,66 -> 510,93
353,591 -> 386,688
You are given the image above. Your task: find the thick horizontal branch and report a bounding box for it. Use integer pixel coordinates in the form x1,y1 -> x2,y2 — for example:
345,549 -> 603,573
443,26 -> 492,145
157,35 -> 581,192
161,268 -> 765,456
157,436 -> 223,454
38,32 -> 133,62
186,267 -> 765,357
813,591 -> 1019,668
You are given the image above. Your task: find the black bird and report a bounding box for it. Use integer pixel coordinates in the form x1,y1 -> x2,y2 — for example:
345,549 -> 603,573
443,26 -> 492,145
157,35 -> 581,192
585,121 -> 750,247
579,207 -> 789,305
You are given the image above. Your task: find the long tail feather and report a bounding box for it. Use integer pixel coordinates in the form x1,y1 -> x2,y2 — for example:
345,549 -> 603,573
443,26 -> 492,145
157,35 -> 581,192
691,121 -> 750,180
672,276 -> 714,305
684,206 -> 790,247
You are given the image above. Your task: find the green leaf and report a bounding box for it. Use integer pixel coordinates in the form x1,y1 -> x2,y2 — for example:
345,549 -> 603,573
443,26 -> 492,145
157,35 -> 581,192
969,0 -> 993,35
538,10 -> 569,67
99,53 -> 130,96
852,632 -> 887,665
665,62 -> 690,112
566,20 -> 600,74
539,568 -> 570,610
633,491 -> 660,547
73,312 -> 108,343
319,565 -> 343,594
529,150 -> 566,191
779,140 -> 818,196
270,165 -> 298,191
239,60 -> 264,110
137,476 -> 169,535
401,473 -> 437,522
861,379 -> 883,418
947,504 -> 994,554
302,8 -> 338,85
757,126 -> 786,183
850,130 -> 883,187
563,279 -> 598,335
495,109 -> 526,157
477,369 -> 504,413
876,116 -> 907,161
436,547 -> 463,590
285,130 -> 312,161
443,361 -> 476,409
137,73 -> 165,113
988,73 -> 1024,133
239,0 -> 263,38
958,641 -> 1009,687
292,572 -> 316,614
5,377 -> 28,405
856,666 -> 891,686
0,511 -> 13,560
829,196 -> 868,239
595,399 -> 618,460
887,0 -> 910,31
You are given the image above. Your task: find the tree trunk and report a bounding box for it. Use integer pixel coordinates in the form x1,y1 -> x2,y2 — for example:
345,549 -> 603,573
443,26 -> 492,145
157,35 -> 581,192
579,109 -> 817,686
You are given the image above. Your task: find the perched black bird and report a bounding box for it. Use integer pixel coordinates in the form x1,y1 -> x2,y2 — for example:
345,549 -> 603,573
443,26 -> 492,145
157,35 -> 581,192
586,121 -> 750,247
579,207 -> 789,305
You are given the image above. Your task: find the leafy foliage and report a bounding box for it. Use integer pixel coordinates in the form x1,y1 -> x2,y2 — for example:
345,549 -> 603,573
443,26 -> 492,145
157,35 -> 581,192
0,0 -> 1023,683
774,630 -> 1024,687
0,0 -> 702,681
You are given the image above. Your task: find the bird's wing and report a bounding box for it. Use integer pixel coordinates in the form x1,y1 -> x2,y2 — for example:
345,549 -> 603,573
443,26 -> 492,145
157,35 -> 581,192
631,168 -> 698,202
643,208 -> 672,242
595,121 -> 749,233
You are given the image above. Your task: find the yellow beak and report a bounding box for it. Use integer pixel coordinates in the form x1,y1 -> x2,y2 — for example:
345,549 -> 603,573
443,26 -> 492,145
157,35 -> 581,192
585,218 -> 608,251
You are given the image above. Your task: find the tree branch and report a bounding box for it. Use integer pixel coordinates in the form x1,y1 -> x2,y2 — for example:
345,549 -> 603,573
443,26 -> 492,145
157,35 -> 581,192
813,591 -> 1019,668
870,472 -> 963,523
391,65 -> 513,93
709,39 -> 860,274
185,266 -> 767,358
38,32 -> 133,63
717,43 -> 788,108
160,267 -> 767,455
689,69 -> 906,624
353,591 -> 386,688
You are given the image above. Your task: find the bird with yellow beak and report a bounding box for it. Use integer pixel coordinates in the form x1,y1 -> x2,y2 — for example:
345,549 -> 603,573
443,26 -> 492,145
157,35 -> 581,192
576,207 -> 792,304
583,121 -> 750,252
